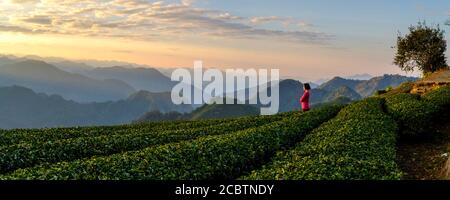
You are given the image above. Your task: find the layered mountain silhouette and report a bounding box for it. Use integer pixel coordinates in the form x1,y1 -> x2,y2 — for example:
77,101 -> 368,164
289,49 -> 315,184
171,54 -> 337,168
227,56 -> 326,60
0,85 -> 192,129
0,56 -> 16,66
0,60 -> 136,102
51,60 -> 95,75
344,73 -> 373,80
319,75 -> 417,97
137,75 -> 416,123
73,66 -> 176,93
135,100 -> 260,123
0,57 -> 418,128
234,74 -> 415,112
265,79 -> 360,112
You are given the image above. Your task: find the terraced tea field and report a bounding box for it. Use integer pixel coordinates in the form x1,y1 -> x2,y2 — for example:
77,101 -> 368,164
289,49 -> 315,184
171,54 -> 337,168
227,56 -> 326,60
0,85 -> 449,180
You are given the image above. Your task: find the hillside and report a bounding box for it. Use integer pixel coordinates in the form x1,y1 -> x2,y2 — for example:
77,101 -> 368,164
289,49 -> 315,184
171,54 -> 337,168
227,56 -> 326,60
318,77 -> 363,92
388,69 -> 450,179
135,100 -> 259,122
0,86 -> 192,129
0,59 -> 420,128
126,90 -> 193,114
411,69 -> 450,94
51,60 -> 95,75
0,71 -> 448,180
318,74 -> 418,97
344,73 -> 373,80
273,75 -> 415,111
323,86 -> 361,102
253,79 -> 360,112
82,66 -> 176,93
162,76 -> 415,119
51,59 -> 178,93
355,74 -> 418,97
0,60 -> 136,102
189,104 -> 260,120
0,56 -> 15,66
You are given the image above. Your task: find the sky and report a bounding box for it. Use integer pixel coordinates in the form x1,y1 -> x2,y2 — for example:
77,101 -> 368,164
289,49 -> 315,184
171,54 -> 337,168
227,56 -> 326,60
0,0 -> 450,81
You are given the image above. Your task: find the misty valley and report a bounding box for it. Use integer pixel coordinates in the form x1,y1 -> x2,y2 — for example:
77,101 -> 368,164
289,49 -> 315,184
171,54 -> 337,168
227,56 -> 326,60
0,55 -> 417,129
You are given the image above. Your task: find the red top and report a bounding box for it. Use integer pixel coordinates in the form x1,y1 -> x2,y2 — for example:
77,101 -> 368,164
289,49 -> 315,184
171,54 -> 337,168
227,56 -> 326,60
300,90 -> 310,110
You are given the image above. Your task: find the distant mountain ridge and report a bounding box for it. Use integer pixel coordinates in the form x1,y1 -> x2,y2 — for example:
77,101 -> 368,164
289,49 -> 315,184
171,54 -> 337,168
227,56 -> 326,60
0,56 -> 419,127
344,73 -> 373,80
319,74 -> 418,97
0,85 -> 192,129
0,59 -> 186,102
246,74 -> 416,113
0,56 -> 176,94
323,85 -> 361,102
135,101 -> 260,123
50,60 -> 177,93
0,56 -> 16,66
355,74 -> 418,97
85,66 -> 176,93
189,103 -> 260,120
51,60 -> 95,75
0,60 -> 136,102
138,78 -> 365,123
319,77 -> 363,92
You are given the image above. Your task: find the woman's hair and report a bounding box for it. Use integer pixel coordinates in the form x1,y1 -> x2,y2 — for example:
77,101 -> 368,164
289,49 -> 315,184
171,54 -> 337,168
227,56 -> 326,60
304,83 -> 311,90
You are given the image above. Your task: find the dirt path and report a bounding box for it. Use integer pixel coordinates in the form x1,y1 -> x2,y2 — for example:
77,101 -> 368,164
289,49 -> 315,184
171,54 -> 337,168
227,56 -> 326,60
396,118 -> 450,180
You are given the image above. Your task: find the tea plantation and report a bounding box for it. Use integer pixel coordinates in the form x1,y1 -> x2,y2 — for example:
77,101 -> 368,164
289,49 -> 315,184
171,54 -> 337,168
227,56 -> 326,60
0,85 -> 449,180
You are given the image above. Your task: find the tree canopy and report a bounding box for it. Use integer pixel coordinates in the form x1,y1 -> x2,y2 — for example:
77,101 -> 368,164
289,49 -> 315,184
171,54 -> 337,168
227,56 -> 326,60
394,22 -> 448,75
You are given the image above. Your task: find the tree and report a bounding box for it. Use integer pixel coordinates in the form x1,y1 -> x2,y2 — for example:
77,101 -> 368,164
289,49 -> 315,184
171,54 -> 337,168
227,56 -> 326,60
394,22 -> 448,75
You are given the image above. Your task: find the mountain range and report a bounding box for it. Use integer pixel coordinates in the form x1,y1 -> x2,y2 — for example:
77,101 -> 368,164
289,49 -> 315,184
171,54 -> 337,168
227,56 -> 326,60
0,56 -> 418,128
0,60 -> 136,102
135,102 -> 260,123
319,75 -> 418,97
0,85 -> 192,129
0,56 -> 182,100
52,61 -> 177,93
137,75 -> 417,123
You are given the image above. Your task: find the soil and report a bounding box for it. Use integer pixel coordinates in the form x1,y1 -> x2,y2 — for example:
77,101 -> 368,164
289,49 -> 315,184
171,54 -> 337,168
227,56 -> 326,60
396,117 -> 450,180
411,69 -> 450,94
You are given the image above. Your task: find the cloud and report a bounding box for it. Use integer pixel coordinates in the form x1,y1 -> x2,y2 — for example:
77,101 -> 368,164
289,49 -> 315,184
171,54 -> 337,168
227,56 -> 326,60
15,15 -> 53,25
0,24 -> 33,32
216,12 -> 243,20
112,49 -> 134,54
181,0 -> 195,6
0,0 -> 332,45
250,16 -> 313,28
9,0 -> 40,4
250,16 -> 282,24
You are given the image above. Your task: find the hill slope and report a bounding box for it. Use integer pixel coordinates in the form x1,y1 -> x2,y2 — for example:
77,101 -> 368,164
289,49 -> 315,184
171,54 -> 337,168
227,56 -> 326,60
82,66 -> 176,93
412,69 -> 450,94
189,103 -> 260,120
324,86 -> 361,102
250,79 -> 361,112
0,60 -> 136,102
0,76 -> 449,180
319,74 -> 418,97
319,77 -> 363,92
0,86 -> 192,129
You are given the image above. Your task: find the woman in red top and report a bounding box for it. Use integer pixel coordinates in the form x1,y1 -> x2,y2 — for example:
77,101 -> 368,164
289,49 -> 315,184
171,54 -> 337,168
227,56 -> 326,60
300,83 -> 311,112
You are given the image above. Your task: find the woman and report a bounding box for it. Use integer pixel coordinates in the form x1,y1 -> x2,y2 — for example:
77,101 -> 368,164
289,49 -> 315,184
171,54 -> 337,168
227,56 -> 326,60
300,83 -> 311,112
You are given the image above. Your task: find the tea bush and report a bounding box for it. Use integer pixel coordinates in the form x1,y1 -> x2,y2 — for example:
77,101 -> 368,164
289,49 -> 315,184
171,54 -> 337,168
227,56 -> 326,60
0,119 -> 233,147
385,93 -> 441,136
0,105 -> 343,180
0,114 -> 284,174
243,98 -> 402,180
422,85 -> 450,111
